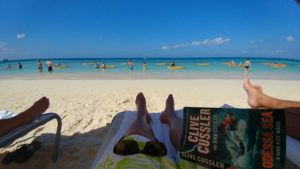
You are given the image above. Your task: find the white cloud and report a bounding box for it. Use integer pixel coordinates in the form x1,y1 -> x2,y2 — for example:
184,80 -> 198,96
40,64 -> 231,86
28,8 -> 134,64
191,39 -> 208,46
161,43 -> 189,50
161,37 -> 230,50
161,46 -> 169,50
0,41 -> 6,47
274,50 -> 284,53
209,37 -> 230,45
0,41 -> 10,54
16,33 -> 26,40
255,50 -> 285,55
0,41 -> 6,51
286,36 -> 295,42
256,50 -> 265,54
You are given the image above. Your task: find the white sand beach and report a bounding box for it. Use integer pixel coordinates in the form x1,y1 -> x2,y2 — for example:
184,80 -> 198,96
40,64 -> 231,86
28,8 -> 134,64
0,79 -> 300,169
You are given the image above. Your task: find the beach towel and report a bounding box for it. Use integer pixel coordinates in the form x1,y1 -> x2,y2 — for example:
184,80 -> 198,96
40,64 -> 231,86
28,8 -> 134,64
0,110 -> 16,119
91,110 -> 183,169
90,110 -> 300,169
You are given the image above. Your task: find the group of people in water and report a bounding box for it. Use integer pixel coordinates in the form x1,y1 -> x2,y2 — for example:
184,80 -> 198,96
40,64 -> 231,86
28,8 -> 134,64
5,58 -> 290,74
226,58 -> 251,73
126,59 -> 147,71
227,58 -> 287,72
37,59 -> 53,72
6,62 -> 23,70
95,59 -> 147,71
6,60 -> 54,72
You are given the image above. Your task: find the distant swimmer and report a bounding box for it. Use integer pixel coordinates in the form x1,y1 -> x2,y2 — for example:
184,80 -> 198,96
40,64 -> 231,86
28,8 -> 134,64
56,62 -> 61,67
46,59 -> 53,72
239,62 -> 243,67
6,64 -> 12,70
142,62 -> 147,71
127,59 -> 134,70
244,58 -> 251,73
225,60 -> 239,67
272,63 -> 286,68
37,60 -> 43,72
17,62 -> 23,70
229,60 -> 237,67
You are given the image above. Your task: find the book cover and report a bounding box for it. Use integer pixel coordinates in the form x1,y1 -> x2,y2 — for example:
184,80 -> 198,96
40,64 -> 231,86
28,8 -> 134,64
179,107 -> 286,169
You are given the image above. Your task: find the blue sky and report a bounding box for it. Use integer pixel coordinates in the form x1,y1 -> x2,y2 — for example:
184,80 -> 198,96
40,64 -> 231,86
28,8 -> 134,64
0,0 -> 299,59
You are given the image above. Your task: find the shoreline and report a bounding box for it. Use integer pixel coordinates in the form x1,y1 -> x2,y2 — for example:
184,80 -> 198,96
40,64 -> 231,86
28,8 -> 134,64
1,71 -> 300,80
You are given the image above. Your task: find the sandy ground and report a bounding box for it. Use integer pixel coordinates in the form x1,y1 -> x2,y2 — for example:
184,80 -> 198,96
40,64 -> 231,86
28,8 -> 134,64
0,79 -> 299,169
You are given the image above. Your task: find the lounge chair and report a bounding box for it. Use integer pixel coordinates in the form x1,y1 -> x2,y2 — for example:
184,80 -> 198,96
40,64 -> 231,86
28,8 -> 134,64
0,112 -> 62,162
89,110 -> 189,169
90,110 -> 300,169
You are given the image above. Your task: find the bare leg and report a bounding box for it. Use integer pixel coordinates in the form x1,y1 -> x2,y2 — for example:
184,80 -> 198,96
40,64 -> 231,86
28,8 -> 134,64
125,92 -> 155,140
0,97 -> 49,136
243,78 -> 300,139
243,78 -> 300,108
160,94 -> 183,150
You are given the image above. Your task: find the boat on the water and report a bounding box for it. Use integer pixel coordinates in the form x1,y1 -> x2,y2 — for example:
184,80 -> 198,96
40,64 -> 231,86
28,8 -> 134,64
168,66 -> 185,70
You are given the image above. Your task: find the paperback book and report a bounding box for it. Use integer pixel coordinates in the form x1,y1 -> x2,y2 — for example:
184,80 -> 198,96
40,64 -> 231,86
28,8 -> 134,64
179,107 -> 286,169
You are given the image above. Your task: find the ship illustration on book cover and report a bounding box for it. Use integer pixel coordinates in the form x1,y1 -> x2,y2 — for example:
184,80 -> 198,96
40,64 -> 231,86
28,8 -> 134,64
180,107 -> 286,169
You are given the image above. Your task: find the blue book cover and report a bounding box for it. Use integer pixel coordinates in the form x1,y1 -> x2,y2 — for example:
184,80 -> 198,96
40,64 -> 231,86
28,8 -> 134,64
180,107 -> 286,169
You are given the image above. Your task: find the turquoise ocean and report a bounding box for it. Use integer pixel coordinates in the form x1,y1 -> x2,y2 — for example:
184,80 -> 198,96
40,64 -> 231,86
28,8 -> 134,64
0,57 -> 299,80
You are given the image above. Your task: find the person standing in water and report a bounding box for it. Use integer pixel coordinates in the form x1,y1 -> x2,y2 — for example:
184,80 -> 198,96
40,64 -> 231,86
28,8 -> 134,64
46,59 -> 53,72
37,60 -> 43,72
6,64 -> 12,70
95,62 -> 100,69
244,58 -> 251,73
101,62 -> 106,70
127,59 -> 134,70
17,62 -> 23,70
142,62 -> 147,71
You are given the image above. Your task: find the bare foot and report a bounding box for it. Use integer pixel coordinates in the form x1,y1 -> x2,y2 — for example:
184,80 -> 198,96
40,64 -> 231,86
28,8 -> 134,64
0,97 -> 49,136
253,85 -> 263,93
160,94 -> 175,125
20,97 -> 50,123
135,92 -> 151,123
125,93 -> 154,139
243,78 -> 263,108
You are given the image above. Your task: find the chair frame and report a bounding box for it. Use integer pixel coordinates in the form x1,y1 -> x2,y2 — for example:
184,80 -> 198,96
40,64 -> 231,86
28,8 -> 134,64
0,112 -> 62,162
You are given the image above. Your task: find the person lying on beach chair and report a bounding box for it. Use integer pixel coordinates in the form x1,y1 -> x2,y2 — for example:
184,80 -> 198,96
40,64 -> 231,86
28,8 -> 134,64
1,97 -> 62,164
243,78 -> 300,139
0,97 -> 49,137
96,78 -> 300,169
96,92 -> 183,168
